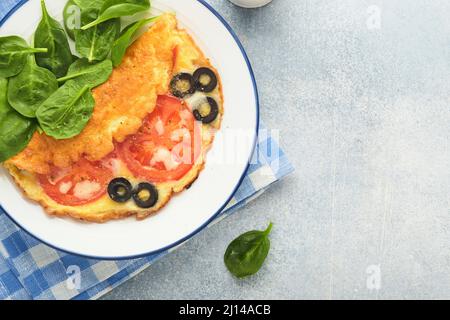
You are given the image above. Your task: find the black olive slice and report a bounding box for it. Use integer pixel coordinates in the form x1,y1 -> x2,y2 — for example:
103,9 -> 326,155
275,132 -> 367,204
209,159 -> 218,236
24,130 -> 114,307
193,67 -> 218,92
132,182 -> 158,209
170,73 -> 196,98
108,178 -> 133,203
193,97 -> 219,124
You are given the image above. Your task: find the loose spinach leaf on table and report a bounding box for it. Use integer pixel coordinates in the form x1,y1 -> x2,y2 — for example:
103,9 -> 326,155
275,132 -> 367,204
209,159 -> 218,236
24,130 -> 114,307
75,8 -> 120,62
81,0 -> 151,30
36,81 -> 94,140
224,223 -> 273,278
0,78 -> 36,162
8,57 -> 58,118
0,36 -> 47,78
58,58 -> 113,88
111,16 -> 158,67
34,0 -> 73,78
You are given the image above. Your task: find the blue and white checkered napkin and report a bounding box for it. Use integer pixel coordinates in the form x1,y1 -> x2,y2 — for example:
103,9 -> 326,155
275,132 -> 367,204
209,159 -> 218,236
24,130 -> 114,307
0,1 -> 294,300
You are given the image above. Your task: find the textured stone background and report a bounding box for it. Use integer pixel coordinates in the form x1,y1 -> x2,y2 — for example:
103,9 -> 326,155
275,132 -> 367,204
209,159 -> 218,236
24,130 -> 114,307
105,0 -> 450,299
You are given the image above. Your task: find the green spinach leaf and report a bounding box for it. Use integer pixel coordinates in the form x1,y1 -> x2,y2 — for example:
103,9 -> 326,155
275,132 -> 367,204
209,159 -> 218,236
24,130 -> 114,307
8,57 -> 58,118
36,81 -> 94,140
34,0 -> 73,78
0,36 -> 47,78
111,16 -> 158,67
75,8 -> 120,62
57,58 -> 113,88
73,0 -> 105,10
224,223 -> 273,278
81,0 -> 151,30
0,78 -> 36,162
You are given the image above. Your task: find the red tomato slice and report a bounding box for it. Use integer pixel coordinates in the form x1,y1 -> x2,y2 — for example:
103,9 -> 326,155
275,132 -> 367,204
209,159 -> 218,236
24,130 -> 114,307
117,95 -> 201,183
38,158 -> 113,206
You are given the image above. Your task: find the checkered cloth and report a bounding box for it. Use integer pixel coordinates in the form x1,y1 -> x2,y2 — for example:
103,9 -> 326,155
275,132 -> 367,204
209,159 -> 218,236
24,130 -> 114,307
0,1 -> 294,300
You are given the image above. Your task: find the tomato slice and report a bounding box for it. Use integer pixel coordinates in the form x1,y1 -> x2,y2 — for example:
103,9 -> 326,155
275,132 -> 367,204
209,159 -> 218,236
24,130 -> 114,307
38,158 -> 113,206
117,95 -> 201,183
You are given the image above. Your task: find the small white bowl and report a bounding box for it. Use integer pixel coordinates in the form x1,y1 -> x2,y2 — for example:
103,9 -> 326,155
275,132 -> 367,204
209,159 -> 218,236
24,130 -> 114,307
229,0 -> 272,9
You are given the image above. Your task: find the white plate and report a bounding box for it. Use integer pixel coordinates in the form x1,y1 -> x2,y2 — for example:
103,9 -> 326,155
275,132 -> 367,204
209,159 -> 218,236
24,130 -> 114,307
0,0 -> 259,259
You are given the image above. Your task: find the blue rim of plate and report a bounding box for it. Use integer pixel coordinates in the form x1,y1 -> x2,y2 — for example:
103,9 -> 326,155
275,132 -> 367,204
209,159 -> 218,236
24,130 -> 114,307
0,0 -> 260,260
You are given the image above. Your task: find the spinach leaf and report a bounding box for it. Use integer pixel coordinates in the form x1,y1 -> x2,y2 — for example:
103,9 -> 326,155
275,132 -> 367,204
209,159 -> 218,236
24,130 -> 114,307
75,8 -> 120,62
36,81 -> 94,140
73,0 -> 105,10
34,0 -> 73,78
81,0 -> 151,30
111,16 -> 158,67
8,57 -> 58,118
0,78 -> 36,162
57,58 -> 113,88
224,223 -> 273,278
63,0 -> 81,40
0,36 -> 47,78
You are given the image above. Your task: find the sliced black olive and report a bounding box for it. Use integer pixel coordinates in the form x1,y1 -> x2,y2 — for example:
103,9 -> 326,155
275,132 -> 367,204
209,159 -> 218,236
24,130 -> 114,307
193,67 -> 218,93
193,97 -> 219,124
132,182 -> 158,209
170,73 -> 196,98
108,178 -> 133,203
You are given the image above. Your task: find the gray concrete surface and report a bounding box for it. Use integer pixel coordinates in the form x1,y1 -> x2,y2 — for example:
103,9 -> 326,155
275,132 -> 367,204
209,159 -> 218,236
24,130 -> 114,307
104,0 -> 450,299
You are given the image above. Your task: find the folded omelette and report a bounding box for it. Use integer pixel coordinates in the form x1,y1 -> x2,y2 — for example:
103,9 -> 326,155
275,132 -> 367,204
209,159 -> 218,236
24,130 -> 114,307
3,14 -> 223,222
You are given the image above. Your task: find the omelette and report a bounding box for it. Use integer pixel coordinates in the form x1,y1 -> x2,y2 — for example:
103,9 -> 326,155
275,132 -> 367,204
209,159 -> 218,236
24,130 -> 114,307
3,14 -> 224,222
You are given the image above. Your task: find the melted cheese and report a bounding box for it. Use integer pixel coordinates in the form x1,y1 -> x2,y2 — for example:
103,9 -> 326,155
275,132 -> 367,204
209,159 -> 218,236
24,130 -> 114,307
48,167 -> 71,185
155,117 -> 165,135
73,181 -> 101,200
110,159 -> 122,176
103,158 -> 122,176
59,181 -> 72,194
171,128 -> 190,142
150,147 -> 181,170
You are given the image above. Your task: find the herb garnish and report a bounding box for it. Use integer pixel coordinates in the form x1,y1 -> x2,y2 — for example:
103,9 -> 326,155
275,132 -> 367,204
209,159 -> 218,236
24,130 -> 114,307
224,223 -> 273,278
